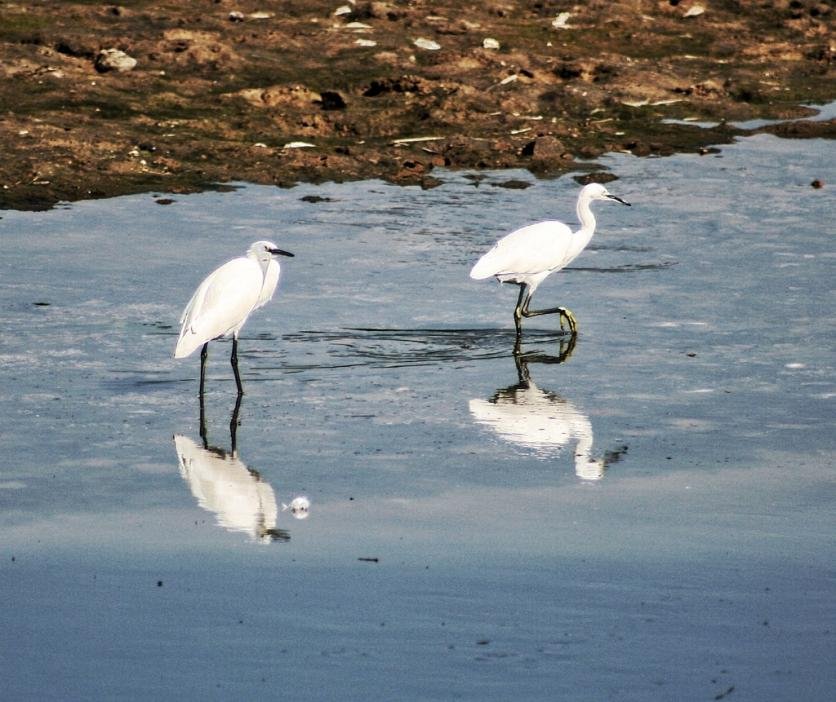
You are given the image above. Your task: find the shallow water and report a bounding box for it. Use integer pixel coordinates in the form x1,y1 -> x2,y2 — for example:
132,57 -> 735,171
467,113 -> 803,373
1,133 -> 834,700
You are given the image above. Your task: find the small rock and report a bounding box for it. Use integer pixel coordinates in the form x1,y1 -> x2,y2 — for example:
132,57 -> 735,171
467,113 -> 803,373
414,38 -> 441,51
683,5 -> 705,18
319,90 -> 347,110
521,135 -> 565,160
284,496 -> 311,518
552,12 -> 572,29
811,178 -> 824,188
574,171 -> 618,185
95,48 -> 137,73
482,37 -> 500,50
492,179 -> 532,190
228,11 -> 245,22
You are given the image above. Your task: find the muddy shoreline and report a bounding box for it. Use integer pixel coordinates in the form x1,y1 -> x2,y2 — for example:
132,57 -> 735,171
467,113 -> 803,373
1,0 -> 833,210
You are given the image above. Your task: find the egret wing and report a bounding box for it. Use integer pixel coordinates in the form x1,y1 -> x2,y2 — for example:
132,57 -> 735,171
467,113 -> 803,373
174,258 -> 262,358
470,220 -> 573,280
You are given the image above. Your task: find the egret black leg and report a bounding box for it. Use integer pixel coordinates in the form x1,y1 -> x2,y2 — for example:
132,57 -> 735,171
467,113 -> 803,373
199,342 -> 209,396
198,388 -> 208,448
513,284 -> 529,339
230,336 -> 244,395
229,392 -> 243,453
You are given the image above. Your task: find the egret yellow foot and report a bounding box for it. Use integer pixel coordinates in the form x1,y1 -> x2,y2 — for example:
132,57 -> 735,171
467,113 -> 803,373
558,307 -> 577,333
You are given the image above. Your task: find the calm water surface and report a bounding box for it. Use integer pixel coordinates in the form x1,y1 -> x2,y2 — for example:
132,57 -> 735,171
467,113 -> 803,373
0,133 -> 833,700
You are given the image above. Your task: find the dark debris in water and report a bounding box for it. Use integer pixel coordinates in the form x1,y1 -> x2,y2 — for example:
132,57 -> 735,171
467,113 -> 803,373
491,179 -> 533,190
574,172 -> 619,186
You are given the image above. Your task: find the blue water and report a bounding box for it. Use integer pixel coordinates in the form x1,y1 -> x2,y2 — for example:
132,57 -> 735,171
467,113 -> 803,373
0,132 -> 833,700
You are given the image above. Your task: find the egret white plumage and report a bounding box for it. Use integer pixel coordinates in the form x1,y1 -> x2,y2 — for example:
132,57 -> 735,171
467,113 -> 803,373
469,182 -> 630,338
174,240 -> 293,395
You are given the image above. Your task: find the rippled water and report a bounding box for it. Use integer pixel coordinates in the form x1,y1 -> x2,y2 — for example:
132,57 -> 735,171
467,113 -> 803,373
1,133 -> 833,700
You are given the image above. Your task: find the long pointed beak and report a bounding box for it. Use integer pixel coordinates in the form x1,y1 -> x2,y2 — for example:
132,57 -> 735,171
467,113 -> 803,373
607,194 -> 631,206
268,247 -> 294,257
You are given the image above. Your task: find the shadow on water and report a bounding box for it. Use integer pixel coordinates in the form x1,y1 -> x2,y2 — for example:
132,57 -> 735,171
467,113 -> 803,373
173,395 -> 309,544
570,260 -> 678,273
114,327 -> 580,388
272,326 -> 577,372
469,345 -> 628,481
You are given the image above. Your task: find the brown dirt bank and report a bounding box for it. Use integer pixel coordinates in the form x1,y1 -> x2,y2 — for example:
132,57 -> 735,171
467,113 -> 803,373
1,0 -> 833,210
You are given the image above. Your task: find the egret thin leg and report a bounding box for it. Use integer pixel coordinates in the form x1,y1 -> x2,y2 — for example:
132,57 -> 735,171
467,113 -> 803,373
199,342 -> 209,397
198,390 -> 208,448
230,336 -> 244,395
229,392 -> 242,453
513,283 -> 529,338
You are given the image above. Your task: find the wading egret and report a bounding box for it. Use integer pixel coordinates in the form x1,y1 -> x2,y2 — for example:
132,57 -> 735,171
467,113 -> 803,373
469,182 -> 630,339
174,240 -> 294,395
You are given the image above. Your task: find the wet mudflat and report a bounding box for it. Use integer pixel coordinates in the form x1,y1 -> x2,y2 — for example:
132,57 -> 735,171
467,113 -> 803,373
0,131 -> 833,700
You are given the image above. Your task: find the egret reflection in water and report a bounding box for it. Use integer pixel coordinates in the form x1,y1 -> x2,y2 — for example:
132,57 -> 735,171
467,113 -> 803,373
469,339 -> 626,480
174,395 -> 302,543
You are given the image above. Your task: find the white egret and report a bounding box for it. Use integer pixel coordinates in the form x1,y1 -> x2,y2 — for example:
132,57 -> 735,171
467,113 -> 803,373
174,240 -> 294,395
469,182 -> 630,338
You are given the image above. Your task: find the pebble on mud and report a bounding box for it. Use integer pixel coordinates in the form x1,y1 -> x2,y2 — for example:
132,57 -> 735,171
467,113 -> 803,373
414,38 -> 441,51
810,178 -> 824,188
94,49 -> 137,73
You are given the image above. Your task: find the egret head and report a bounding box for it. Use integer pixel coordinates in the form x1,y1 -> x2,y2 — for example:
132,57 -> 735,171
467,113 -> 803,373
248,240 -> 295,261
582,182 -> 631,206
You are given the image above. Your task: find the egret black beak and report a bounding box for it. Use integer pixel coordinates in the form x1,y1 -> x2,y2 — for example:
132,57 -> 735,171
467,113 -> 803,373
607,194 -> 631,206
268,247 -> 294,257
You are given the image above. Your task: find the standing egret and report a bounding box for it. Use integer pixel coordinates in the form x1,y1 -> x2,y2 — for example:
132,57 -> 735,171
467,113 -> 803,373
174,240 -> 294,395
470,182 -> 630,339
